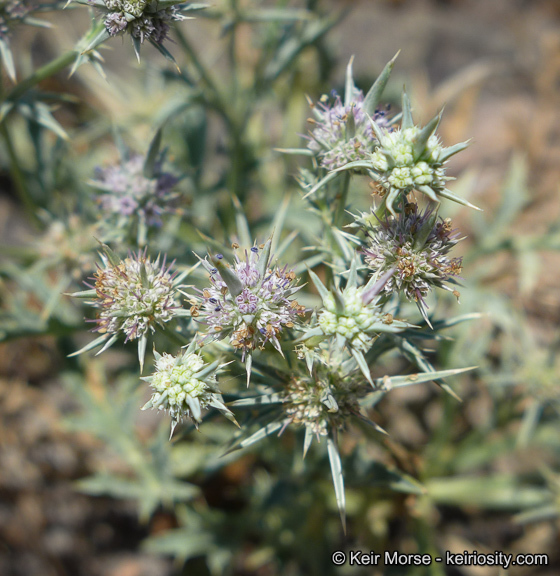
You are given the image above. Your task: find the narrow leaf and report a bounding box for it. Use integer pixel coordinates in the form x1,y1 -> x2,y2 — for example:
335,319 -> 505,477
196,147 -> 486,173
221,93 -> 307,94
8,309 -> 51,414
363,51 -> 400,116
327,435 -> 346,532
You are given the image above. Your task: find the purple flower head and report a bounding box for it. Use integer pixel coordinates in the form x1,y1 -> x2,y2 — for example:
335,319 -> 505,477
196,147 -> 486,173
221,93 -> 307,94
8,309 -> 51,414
362,203 -> 463,323
191,242 -> 305,380
306,90 -> 391,170
91,152 -> 179,230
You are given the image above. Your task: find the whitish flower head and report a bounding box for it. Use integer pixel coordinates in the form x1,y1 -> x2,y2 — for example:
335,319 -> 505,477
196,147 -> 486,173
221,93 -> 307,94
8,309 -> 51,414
283,364 -> 363,441
91,153 -> 179,228
100,0 -> 184,44
365,95 -> 475,216
318,285 -> 395,352
306,262 -> 412,385
362,203 -> 463,320
90,249 -> 178,342
192,242 -> 304,361
142,348 -> 236,433
307,90 -> 391,170
371,126 -> 447,193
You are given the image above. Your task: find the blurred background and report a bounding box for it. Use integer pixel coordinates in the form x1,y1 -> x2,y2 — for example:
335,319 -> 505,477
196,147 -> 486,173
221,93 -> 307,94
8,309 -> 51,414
2,0 -> 560,575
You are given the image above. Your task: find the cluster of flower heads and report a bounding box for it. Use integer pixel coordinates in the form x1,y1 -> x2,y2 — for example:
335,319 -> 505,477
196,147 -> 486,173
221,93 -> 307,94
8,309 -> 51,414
306,89 -> 391,170
190,240 -> 304,383
142,343 -> 237,437
97,0 -> 184,44
68,53 -> 477,529
362,203 -> 463,323
91,152 -> 179,229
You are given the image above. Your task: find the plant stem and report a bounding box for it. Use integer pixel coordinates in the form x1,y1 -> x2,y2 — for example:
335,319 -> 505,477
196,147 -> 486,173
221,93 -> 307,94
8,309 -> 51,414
3,50 -> 77,104
334,172 -> 350,227
174,26 -> 223,111
0,122 -> 39,226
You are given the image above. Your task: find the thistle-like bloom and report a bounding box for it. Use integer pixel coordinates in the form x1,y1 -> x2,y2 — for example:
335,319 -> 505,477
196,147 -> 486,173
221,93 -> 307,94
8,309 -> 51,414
283,363 -> 363,443
305,259 -> 412,385
70,246 -> 179,370
91,151 -> 179,242
334,91 -> 477,216
307,90 -> 391,170
280,55 -> 398,200
101,0 -> 180,44
362,203 -> 463,324
191,240 -> 304,384
75,0 -> 203,60
366,94 -> 476,215
228,352 -> 388,530
142,343 -> 237,437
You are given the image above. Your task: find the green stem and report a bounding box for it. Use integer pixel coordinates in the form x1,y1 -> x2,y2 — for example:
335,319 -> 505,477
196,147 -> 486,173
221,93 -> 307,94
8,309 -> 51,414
0,122 -> 39,226
333,172 -> 350,227
174,26 -> 223,110
3,50 -> 77,104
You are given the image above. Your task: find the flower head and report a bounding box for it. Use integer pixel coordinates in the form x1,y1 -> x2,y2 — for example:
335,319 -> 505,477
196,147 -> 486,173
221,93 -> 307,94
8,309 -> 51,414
305,259 -> 412,385
283,361 -> 363,443
307,90 -> 391,171
192,240 -> 304,384
362,203 -> 463,324
100,0 -> 183,45
142,344 -> 237,437
365,93 -> 476,215
90,154 -> 179,233
91,248 -> 177,341
70,246 -> 179,370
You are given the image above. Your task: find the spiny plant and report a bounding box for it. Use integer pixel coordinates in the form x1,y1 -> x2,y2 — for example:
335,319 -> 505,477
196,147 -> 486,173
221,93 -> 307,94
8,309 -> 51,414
65,51 -> 477,530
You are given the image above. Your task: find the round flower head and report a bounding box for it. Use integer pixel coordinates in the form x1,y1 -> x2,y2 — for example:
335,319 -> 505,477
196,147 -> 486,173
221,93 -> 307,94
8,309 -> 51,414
283,361 -> 364,446
70,245 -> 179,370
99,0 -> 184,45
362,203 -> 463,325
365,92 -> 477,216
191,240 -> 305,385
72,0 -> 205,61
142,343 -> 237,437
305,259 -> 412,385
90,150 -> 179,244
307,90 -> 391,171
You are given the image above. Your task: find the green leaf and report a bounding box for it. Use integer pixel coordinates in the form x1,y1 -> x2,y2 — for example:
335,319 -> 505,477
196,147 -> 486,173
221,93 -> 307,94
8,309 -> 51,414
68,334 -> 111,357
376,366 -> 476,390
401,90 -> 413,130
413,111 -> 442,160
143,127 -> 163,179
229,394 -> 284,407
0,38 -> 16,82
363,51 -> 400,116
327,435 -> 346,532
